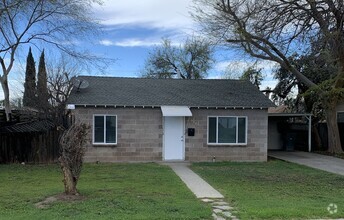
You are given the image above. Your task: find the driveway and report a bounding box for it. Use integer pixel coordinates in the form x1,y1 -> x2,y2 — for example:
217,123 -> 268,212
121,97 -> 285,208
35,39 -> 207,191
269,151 -> 344,176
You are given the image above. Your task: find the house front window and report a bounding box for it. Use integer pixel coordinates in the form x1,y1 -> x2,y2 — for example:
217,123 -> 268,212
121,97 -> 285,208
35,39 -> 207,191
93,115 -> 117,144
208,116 -> 247,145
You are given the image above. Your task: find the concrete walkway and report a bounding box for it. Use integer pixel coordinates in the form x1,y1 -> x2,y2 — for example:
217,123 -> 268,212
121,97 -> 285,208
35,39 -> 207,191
164,163 -> 239,219
269,151 -> 344,176
166,162 -> 224,199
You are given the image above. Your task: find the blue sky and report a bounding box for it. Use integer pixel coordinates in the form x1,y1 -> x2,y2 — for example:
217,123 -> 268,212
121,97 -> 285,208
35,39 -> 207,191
91,0 -> 206,77
91,0 -> 278,80
1,0 -> 277,100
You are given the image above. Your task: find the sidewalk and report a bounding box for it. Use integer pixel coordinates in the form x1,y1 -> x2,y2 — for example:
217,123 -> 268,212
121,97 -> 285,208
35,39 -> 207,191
166,162 -> 224,198
269,151 -> 344,176
164,163 -> 239,219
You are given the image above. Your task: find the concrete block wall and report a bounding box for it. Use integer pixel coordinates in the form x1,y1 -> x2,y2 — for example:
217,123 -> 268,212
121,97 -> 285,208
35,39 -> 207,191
73,107 -> 163,162
185,109 -> 268,162
73,107 -> 268,162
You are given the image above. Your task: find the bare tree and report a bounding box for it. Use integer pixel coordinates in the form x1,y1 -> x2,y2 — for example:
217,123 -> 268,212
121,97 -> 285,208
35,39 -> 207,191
193,0 -> 344,153
142,37 -> 214,79
0,0 -> 102,121
59,122 -> 89,195
47,55 -> 79,126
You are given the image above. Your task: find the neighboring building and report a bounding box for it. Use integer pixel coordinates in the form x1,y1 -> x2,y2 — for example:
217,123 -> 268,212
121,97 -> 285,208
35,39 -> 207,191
267,103 -> 344,152
337,103 -> 344,146
67,76 -> 274,162
337,103 -> 344,117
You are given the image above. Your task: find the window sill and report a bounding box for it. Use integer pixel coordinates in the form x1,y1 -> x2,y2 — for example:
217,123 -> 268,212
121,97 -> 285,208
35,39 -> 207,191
207,143 -> 247,147
92,143 -> 117,147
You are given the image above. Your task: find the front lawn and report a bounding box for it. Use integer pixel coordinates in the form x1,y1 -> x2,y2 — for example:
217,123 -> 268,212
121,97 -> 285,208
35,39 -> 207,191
191,159 -> 344,219
0,163 -> 211,219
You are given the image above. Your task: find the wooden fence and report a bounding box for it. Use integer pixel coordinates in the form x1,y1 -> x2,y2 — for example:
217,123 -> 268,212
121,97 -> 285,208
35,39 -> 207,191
0,128 -> 62,164
0,109 -> 66,163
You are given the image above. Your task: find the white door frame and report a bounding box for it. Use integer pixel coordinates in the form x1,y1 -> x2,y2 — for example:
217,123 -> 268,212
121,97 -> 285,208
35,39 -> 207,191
163,116 -> 185,161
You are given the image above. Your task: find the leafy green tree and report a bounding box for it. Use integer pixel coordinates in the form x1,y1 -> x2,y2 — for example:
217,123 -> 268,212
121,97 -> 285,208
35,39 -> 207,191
142,37 -> 214,79
240,66 -> 263,89
23,47 -> 37,108
193,0 -> 344,153
266,51 -> 336,150
270,50 -> 335,108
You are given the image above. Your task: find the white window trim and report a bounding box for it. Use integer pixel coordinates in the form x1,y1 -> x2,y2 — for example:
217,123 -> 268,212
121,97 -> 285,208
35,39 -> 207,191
207,116 -> 248,145
93,114 -> 117,145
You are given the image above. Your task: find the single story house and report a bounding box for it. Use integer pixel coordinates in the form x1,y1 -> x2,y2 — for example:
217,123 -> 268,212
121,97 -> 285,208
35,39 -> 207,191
67,76 -> 275,162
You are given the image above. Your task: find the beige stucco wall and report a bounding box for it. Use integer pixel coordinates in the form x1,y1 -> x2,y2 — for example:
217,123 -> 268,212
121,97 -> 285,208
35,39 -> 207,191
73,107 -> 268,162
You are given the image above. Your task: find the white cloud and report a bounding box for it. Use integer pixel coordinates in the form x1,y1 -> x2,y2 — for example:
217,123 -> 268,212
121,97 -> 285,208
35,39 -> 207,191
93,1 -> 200,48
99,38 -> 160,47
215,60 -> 276,73
215,59 -> 278,88
216,60 -> 277,76
93,0 -> 195,31
99,37 -> 183,47
99,39 -> 114,46
261,79 -> 278,90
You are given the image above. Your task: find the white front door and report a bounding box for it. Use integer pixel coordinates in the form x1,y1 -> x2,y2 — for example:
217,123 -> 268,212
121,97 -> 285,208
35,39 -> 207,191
163,117 -> 185,161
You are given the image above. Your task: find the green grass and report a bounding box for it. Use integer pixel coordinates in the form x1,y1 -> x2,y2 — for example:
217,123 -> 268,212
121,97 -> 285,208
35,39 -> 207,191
0,163 -> 211,220
191,159 -> 344,219
315,150 -> 344,159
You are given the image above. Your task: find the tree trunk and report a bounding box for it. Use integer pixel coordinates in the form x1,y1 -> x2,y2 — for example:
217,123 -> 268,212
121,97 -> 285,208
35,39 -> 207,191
326,107 -> 343,153
0,77 -> 11,121
312,123 -> 323,151
60,158 -> 78,195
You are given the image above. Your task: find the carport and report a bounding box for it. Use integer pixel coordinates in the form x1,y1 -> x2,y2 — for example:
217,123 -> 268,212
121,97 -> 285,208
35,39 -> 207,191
268,113 -> 312,152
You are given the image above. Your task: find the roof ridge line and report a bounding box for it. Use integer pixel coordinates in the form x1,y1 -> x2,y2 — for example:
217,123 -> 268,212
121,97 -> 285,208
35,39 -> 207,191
77,75 -> 247,81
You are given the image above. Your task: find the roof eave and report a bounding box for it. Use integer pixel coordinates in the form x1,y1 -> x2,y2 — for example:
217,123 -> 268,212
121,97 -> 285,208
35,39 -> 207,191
69,104 -> 271,110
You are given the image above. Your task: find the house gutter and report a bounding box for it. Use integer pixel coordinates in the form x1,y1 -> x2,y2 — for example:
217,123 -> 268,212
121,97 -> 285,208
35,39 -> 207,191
67,104 -> 270,110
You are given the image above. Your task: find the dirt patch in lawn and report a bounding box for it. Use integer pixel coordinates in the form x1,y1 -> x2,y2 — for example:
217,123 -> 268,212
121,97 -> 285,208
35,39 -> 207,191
35,193 -> 86,209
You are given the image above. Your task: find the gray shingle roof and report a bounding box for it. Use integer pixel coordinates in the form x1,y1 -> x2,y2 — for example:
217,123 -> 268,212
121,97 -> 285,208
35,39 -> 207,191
67,76 -> 275,108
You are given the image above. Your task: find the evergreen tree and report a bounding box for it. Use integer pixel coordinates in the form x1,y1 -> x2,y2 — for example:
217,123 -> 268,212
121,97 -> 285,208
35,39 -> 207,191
23,47 -> 37,107
37,50 -> 49,110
